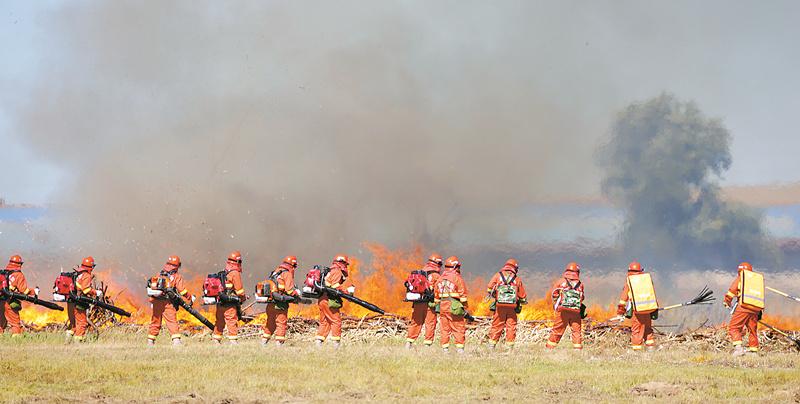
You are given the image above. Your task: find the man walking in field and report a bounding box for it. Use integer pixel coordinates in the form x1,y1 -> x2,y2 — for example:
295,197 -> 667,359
434,256 -> 469,353
486,258 -> 527,349
0,255 -> 36,336
146,255 -> 192,346
405,253 -> 442,348
546,262 -> 584,350
724,262 -> 764,356
616,261 -> 658,351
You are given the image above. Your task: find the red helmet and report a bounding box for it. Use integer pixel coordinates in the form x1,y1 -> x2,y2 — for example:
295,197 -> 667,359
167,255 -> 181,267
227,250 -> 242,263
628,261 -> 643,272
738,262 -> 753,272
565,262 -> 581,273
8,255 -> 23,265
428,254 -> 443,266
283,255 -> 298,267
333,255 -> 349,266
504,258 -> 519,270
444,256 -> 461,269
81,256 -> 96,269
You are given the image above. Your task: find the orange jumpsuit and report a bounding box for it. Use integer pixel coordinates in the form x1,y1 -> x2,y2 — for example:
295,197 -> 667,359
617,270 -> 656,350
434,269 -> 468,349
546,271 -> 584,349
487,266 -> 528,346
725,272 -> 761,352
262,263 -> 299,344
316,262 -> 353,343
0,264 -> 35,335
406,262 -> 441,346
148,265 -> 191,342
69,269 -> 95,341
213,262 -> 246,342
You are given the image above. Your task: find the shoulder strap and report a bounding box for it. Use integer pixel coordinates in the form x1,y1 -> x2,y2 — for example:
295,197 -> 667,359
270,268 -> 287,281
499,272 -> 507,285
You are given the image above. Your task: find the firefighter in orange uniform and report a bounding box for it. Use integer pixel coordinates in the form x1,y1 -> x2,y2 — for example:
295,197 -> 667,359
261,255 -> 300,346
724,262 -> 762,356
616,261 -> 656,351
69,256 -> 98,342
212,251 -> 247,345
0,255 -> 36,336
486,258 -> 528,349
405,253 -> 443,348
147,255 -> 193,346
316,255 -> 354,347
546,262 -> 584,350
434,256 -> 469,353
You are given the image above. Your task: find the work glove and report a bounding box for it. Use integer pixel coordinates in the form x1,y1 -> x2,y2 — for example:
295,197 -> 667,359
616,305 -> 626,316
34,287 -> 40,298
346,286 -> 356,295
723,295 -> 732,308
95,290 -> 103,298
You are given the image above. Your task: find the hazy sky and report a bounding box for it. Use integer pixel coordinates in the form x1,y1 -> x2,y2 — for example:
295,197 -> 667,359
1,1 -> 799,205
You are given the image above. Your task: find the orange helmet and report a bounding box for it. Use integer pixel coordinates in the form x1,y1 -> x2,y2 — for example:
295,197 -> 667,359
428,254 -> 443,266
81,256 -> 96,269
167,255 -> 181,267
333,255 -> 349,266
444,256 -> 461,269
227,250 -> 242,263
504,258 -> 519,270
566,262 -> 581,273
628,261 -> 642,272
8,255 -> 23,265
283,255 -> 298,267
738,262 -> 753,272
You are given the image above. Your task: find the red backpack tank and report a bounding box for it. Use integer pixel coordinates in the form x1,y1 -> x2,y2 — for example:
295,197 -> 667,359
54,272 -> 76,295
404,270 -> 431,302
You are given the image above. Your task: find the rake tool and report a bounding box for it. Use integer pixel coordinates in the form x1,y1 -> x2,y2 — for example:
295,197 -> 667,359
659,286 -> 715,311
759,321 -> 800,351
766,286 -> 800,304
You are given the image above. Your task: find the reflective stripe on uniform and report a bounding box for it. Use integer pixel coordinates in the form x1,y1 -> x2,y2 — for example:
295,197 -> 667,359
546,340 -> 558,347
171,334 -> 182,340
455,344 -> 464,349
83,288 -> 92,294
406,338 -> 415,343
274,335 -> 286,341
726,291 -> 736,298
645,339 -> 655,346
441,343 -> 450,348
573,343 -> 583,349
329,336 -> 341,341
618,300 -> 627,305
212,334 -> 223,340
459,297 -> 468,302
423,340 -> 433,346
180,289 -> 188,295
748,346 -> 759,352
235,289 -> 245,294
22,288 -> 30,295
147,334 -> 157,340
631,345 -> 643,350
227,335 -> 239,340
732,340 -> 743,346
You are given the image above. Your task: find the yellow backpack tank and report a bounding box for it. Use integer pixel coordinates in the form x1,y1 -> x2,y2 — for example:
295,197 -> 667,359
739,271 -> 765,310
627,273 -> 658,314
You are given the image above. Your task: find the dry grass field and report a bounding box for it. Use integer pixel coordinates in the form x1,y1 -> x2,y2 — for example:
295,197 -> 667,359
1,330 -> 799,403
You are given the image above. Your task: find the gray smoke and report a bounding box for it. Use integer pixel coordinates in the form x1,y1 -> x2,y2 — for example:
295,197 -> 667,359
596,94 -> 778,269
3,2 -> 603,279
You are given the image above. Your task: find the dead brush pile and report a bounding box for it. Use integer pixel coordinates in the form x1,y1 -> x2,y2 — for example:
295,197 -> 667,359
23,313 -> 800,352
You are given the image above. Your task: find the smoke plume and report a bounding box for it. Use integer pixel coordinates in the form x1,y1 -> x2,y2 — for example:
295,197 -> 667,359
4,2 -> 605,279
596,93 -> 777,268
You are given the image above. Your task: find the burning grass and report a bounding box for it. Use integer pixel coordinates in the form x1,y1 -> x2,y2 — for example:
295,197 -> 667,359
1,328 -> 800,403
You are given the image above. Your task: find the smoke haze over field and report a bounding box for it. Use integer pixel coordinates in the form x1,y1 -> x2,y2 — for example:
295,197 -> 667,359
1,2 -> 800,281
597,94 -> 775,268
